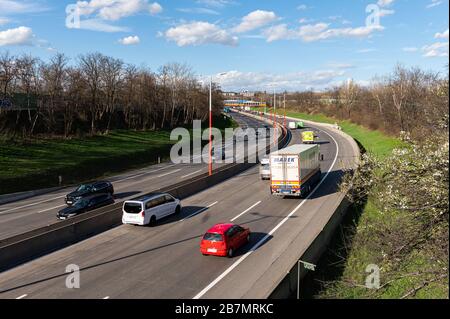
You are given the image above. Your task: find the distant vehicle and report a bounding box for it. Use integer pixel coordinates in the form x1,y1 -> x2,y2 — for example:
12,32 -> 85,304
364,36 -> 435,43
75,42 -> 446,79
122,193 -> 181,226
301,131 -> 315,144
289,121 -> 305,129
259,157 -> 271,180
224,107 -> 231,113
57,193 -> 114,220
200,223 -> 250,257
65,181 -> 114,206
270,144 -> 321,197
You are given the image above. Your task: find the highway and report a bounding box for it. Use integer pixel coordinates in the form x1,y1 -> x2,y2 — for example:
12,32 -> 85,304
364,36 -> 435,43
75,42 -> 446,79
0,112 -> 267,241
0,112 -> 359,299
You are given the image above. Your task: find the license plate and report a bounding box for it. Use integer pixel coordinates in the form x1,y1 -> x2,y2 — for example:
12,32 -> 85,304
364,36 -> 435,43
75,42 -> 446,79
207,248 -> 217,253
66,201 -> 72,205
59,216 -> 67,220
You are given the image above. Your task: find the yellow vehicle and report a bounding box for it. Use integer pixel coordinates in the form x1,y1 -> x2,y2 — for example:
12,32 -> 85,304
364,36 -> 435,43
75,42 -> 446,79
301,131 -> 315,144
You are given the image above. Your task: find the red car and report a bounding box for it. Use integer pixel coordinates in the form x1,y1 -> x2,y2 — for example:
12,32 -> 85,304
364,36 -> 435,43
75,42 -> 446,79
200,223 -> 251,257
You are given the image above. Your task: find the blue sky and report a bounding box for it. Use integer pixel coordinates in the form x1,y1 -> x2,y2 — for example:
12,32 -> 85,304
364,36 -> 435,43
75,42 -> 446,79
0,0 -> 448,91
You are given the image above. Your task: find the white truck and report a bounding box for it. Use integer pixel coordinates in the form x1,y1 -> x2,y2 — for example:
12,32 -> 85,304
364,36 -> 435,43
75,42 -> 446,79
270,144 -> 321,197
259,157 -> 271,180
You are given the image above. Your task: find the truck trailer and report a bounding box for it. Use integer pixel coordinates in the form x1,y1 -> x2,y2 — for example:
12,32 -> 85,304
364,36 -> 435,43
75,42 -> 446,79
270,144 -> 321,197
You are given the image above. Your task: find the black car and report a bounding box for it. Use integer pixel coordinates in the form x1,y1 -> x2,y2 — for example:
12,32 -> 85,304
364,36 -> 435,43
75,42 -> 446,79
65,181 -> 114,205
57,193 -> 114,220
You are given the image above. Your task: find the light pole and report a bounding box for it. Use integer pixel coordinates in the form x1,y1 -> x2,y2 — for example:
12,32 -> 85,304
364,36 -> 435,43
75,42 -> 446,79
283,92 -> 286,128
208,72 -> 228,176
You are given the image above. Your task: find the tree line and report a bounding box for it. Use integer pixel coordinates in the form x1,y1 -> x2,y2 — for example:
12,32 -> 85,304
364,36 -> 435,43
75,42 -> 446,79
0,51 -> 223,138
286,64 -> 449,139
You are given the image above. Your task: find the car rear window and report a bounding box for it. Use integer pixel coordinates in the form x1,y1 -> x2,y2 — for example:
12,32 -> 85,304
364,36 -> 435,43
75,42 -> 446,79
203,233 -> 223,242
124,202 -> 142,214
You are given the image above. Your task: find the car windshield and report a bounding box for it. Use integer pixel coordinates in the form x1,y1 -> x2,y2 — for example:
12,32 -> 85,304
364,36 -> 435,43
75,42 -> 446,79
76,184 -> 93,192
124,202 -> 142,214
203,233 -> 223,242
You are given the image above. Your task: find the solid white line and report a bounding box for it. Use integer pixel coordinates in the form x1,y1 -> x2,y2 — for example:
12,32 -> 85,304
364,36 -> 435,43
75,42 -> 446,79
38,204 -> 66,213
181,201 -> 219,221
180,169 -> 203,179
230,201 -> 261,222
193,127 -> 340,299
157,169 -> 182,178
16,294 -> 27,299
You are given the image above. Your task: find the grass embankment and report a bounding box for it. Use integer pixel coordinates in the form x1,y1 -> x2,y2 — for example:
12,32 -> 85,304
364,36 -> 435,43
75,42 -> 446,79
0,115 -> 237,194
265,108 -> 446,299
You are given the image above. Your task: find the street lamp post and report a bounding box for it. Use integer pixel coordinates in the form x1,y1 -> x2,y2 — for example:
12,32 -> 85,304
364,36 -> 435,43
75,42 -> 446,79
209,76 -> 213,176
208,72 -> 228,177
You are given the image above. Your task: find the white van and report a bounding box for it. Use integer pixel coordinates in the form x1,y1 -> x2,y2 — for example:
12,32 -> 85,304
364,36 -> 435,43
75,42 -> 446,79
122,193 -> 181,226
260,157 -> 271,180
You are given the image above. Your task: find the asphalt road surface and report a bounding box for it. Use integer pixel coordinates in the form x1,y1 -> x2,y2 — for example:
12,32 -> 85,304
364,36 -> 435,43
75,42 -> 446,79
0,113 -> 359,299
0,112 -> 270,241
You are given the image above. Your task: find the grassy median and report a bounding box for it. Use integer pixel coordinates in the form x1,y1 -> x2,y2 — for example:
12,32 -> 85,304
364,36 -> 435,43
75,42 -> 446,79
0,115 -> 237,194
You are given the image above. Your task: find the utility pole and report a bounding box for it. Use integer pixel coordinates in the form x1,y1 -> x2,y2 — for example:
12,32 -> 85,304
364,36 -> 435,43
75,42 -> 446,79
209,76 -> 213,176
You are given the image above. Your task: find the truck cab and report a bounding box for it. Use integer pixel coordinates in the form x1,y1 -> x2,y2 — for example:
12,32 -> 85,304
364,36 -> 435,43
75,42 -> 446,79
259,157 -> 271,180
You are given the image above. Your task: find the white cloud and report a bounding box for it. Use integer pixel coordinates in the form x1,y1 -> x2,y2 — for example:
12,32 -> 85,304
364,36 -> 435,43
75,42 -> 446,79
0,0 -> 48,14
377,0 -> 395,7
74,0 -> 162,21
211,69 -> 348,91
75,19 -> 130,32
435,28 -> 449,39
165,21 -> 238,47
263,23 -> 383,43
426,0 -> 443,8
422,42 -> 449,57
177,8 -> 219,15
149,2 -> 163,15
0,26 -> 33,46
297,4 -> 308,10
119,35 -> 140,45
357,48 -> 377,53
233,10 -> 278,33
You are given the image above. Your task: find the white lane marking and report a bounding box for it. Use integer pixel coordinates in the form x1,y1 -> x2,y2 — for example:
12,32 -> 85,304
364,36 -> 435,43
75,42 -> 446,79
180,170 -> 203,179
157,169 -> 182,178
230,201 -> 261,222
181,201 -> 219,221
193,128 -> 340,299
0,196 -> 66,215
0,116 -> 258,215
114,164 -> 177,183
16,294 -> 27,299
103,296 -> 110,299
38,204 -> 66,213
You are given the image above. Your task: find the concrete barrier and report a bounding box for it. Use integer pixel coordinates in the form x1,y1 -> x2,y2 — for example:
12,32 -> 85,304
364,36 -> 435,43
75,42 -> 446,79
0,118 -> 289,272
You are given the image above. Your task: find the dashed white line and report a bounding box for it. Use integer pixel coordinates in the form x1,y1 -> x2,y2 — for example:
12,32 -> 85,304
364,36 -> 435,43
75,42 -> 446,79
181,201 -> 219,221
193,127 -> 340,299
180,170 -> 203,179
0,196 -> 66,215
38,204 -> 66,213
230,201 -> 261,222
157,169 -> 182,178
103,296 -> 110,299
16,294 -> 27,299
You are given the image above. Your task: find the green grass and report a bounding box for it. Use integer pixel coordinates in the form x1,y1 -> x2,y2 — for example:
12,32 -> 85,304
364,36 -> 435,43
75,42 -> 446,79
0,115 -> 238,194
258,108 -> 446,299
256,108 -> 404,158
